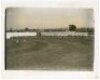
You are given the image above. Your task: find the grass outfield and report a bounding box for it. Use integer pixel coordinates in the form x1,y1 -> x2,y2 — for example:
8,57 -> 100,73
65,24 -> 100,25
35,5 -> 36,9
6,36 -> 94,70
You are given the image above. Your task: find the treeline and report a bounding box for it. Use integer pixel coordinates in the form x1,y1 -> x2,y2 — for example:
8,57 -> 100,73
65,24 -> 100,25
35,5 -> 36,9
6,27 -> 94,32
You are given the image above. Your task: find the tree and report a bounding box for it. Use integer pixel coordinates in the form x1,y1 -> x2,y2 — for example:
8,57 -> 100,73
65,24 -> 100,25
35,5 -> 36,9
9,28 -> 13,32
25,27 -> 29,31
69,25 -> 76,31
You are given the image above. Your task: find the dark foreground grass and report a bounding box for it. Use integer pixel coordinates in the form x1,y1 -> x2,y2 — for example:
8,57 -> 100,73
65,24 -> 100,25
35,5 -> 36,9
6,36 -> 94,70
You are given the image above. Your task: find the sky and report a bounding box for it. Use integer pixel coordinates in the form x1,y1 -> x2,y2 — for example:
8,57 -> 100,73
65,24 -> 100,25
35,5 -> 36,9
6,8 -> 94,30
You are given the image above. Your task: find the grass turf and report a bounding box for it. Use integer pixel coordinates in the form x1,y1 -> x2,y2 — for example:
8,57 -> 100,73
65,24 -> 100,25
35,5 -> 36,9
6,36 -> 94,70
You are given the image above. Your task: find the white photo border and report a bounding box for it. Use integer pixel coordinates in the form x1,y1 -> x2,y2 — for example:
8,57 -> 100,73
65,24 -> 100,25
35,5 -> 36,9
1,0 -> 99,80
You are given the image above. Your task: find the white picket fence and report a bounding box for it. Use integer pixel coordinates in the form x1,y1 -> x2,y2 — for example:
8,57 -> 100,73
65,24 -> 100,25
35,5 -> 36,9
6,32 -> 37,39
6,31 -> 89,39
41,31 -> 88,36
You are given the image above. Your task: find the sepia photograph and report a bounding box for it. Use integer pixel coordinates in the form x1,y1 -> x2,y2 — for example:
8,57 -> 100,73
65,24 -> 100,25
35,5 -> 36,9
5,8 -> 94,70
